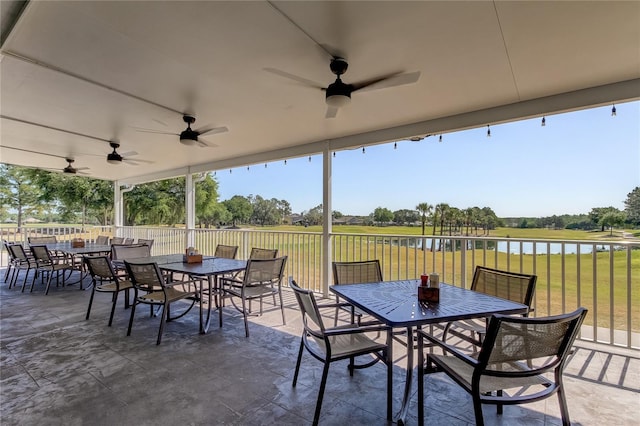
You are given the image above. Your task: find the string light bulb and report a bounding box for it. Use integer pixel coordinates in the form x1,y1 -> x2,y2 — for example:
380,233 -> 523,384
264,164 -> 267,168
362,147 -> 365,154
333,152 -> 336,157
308,156 -> 311,162
541,116 -> 546,127
247,166 -> 250,171
284,159 -> 287,165
439,135 -> 443,142
611,104 -> 617,117
394,142 -> 397,150
229,169 -> 232,174
486,125 -> 491,138
213,171 -> 216,176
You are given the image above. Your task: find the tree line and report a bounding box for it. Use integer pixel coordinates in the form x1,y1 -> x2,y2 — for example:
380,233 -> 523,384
1,165 -> 639,233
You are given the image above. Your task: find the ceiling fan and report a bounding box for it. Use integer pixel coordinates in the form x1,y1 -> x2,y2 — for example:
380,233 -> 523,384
0,146 -> 90,175
106,142 -> 153,165
135,114 -> 228,147
265,57 -> 420,118
61,158 -> 89,175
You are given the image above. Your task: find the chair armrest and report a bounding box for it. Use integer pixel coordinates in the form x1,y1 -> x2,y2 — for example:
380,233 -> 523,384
417,328 -> 479,366
325,324 -> 390,336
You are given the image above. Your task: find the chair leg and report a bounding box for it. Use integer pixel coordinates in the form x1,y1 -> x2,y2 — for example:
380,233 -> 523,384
496,390 -> 503,414
557,379 -> 571,426
278,287 -> 286,325
108,292 -> 118,326
312,361 -> 331,426
472,392 -> 485,426
156,304 -> 167,345
86,284 -> 96,320
4,264 -> 13,285
44,271 -> 53,295
242,296 -> 250,337
292,338 -> 305,387
418,334 -> 425,426
127,299 -> 137,336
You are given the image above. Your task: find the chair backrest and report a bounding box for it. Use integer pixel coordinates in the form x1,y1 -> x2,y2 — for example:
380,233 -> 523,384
249,247 -> 278,260
332,260 -> 383,285
478,308 -> 587,377
30,245 -> 53,263
124,260 -> 165,290
471,266 -> 536,309
215,244 -> 238,259
4,241 -> 16,261
8,244 -> 29,261
243,256 -> 287,286
111,244 -> 151,261
95,235 -> 109,245
84,255 -> 119,281
290,278 -> 327,338
110,237 -> 124,245
28,236 -> 57,244
123,238 -> 135,245
137,238 -> 154,248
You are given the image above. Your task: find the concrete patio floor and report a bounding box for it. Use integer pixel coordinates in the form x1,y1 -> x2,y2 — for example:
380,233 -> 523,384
1,270 -> 638,425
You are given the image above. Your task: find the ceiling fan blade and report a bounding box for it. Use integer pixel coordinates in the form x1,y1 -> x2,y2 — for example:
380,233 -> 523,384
196,139 -> 219,148
197,126 -> 228,136
325,106 -> 339,119
119,151 -> 138,157
355,71 -> 421,93
123,158 -> 154,164
132,127 -> 179,136
263,68 -> 325,89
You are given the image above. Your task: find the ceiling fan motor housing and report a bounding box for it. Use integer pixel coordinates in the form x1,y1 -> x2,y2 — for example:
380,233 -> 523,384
325,79 -> 352,107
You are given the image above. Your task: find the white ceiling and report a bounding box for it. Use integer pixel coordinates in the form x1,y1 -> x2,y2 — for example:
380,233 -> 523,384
1,1 -> 639,184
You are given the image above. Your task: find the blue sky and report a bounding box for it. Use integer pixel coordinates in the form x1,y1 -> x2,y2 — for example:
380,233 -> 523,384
214,101 -> 639,218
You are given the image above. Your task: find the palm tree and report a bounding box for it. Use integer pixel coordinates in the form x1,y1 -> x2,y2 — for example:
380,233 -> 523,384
416,202 -> 433,235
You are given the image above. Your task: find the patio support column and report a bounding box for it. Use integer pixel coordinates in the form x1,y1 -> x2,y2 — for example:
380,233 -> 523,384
322,144 -> 332,297
185,171 -> 195,248
114,182 -> 135,237
113,181 -> 122,236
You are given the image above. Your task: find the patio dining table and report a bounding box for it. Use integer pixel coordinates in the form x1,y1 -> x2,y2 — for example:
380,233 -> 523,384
330,280 -> 529,425
43,242 -> 114,289
122,255 -> 247,334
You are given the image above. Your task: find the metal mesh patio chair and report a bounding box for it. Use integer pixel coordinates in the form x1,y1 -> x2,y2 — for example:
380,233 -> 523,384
417,308 -> 587,426
111,244 -> 151,261
290,278 -> 392,426
332,260 -> 383,326
84,255 -> 133,326
221,256 -> 287,337
28,235 -> 67,262
6,243 -> 37,291
443,266 -> 536,347
248,247 -> 278,259
214,244 -> 238,259
123,238 -> 135,245
111,244 -> 151,277
29,244 -> 74,294
95,235 -> 109,245
221,246 -> 276,289
136,238 -> 154,248
124,260 -> 201,345
110,237 -> 124,245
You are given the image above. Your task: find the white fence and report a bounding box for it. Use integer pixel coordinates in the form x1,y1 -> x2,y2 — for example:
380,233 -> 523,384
2,225 -> 638,349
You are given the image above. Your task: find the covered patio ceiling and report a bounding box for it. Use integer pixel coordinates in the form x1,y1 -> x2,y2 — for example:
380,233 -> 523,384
1,1 -> 639,184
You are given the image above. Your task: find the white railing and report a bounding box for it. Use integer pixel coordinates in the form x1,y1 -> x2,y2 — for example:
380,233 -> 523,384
2,225 -> 638,349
